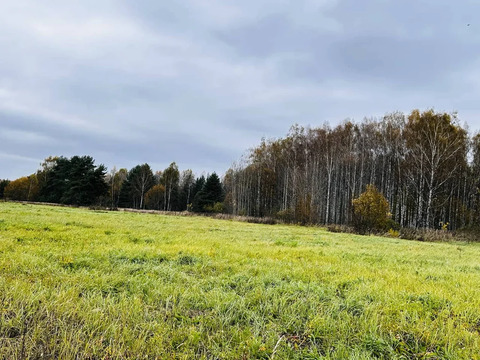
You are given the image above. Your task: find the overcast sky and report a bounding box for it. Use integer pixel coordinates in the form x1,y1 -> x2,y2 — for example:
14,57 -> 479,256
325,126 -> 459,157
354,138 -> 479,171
1,0 -> 479,180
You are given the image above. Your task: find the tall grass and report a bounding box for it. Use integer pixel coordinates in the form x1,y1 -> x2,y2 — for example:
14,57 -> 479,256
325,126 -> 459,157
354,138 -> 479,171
0,202 -> 479,359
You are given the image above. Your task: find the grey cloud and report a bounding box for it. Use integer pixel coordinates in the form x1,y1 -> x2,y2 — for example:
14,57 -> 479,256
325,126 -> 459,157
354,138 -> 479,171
329,35 -> 466,89
215,0 -> 480,91
1,0 -> 480,180
0,108 -> 237,179
216,14 -> 299,58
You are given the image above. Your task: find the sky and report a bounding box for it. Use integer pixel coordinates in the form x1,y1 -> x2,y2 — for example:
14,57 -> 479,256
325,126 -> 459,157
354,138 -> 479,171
1,0 -> 480,180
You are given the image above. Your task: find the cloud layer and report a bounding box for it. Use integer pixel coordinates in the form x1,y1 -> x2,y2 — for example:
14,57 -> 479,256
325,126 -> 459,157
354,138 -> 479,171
1,0 -> 479,179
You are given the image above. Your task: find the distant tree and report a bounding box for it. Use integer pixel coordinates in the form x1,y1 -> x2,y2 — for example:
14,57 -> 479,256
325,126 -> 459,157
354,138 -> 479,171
0,179 -> 10,199
405,110 -> 467,228
107,167 -> 128,208
192,176 -> 205,197
160,162 -> 180,211
119,164 -> 154,209
179,169 -> 195,211
470,133 -> 480,225
4,175 -> 39,201
193,173 -> 224,212
4,177 -> 29,200
40,156 -> 108,205
145,184 -> 166,210
192,191 -> 207,212
204,173 -> 223,203
40,157 -> 69,203
188,176 -> 205,211
153,170 -> 162,185
106,166 -> 117,206
222,169 -> 235,214
352,184 -> 391,234
36,156 -> 59,196
223,109 -> 476,230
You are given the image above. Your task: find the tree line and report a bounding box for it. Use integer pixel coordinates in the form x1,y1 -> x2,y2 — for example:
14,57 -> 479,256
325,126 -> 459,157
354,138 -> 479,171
2,109 -> 479,230
1,156 -> 224,213
223,109 -> 479,230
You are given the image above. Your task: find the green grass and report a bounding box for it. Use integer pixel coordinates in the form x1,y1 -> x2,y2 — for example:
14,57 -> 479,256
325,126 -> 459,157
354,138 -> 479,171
0,202 -> 480,359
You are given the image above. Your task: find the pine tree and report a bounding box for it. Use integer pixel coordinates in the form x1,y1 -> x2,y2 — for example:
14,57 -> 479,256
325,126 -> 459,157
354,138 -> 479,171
193,173 -> 224,212
39,156 -> 108,206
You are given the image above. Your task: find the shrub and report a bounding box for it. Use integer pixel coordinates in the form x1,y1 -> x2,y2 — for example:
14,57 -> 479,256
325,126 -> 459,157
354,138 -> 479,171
213,213 -> 277,225
386,218 -> 400,231
387,228 -> 400,238
245,216 -> 277,225
213,202 -> 224,213
399,228 -> 455,242
400,227 -> 420,241
327,224 -> 342,233
276,209 -> 295,223
352,184 -> 391,234
203,202 -> 225,213
327,224 -> 354,233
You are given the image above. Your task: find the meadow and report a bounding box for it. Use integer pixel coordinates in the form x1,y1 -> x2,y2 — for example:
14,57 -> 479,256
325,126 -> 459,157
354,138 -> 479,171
0,202 -> 479,359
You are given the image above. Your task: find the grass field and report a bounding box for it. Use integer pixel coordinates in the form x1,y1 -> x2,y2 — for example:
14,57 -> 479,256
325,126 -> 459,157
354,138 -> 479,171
0,202 -> 479,359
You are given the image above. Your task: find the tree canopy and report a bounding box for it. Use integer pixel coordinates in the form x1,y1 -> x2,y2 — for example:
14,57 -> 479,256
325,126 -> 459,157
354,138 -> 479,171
5,108 -> 480,231
118,164 -> 155,209
0,179 -> 11,199
224,109 -> 477,229
4,175 -> 38,201
39,156 -> 108,206
193,173 -> 224,212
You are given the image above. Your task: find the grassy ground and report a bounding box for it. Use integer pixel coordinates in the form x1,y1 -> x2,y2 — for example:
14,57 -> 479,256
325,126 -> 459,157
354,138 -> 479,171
0,202 -> 479,359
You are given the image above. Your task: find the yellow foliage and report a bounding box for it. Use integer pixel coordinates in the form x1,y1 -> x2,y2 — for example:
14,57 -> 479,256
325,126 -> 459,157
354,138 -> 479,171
352,184 -> 391,233
388,228 -> 400,238
4,175 -> 39,201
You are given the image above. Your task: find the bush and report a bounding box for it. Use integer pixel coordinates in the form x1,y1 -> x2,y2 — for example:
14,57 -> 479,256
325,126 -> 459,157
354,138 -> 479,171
213,213 -> 277,225
387,228 -> 400,238
245,216 -> 277,225
386,218 -> 400,231
204,202 -> 225,213
352,184 -> 391,234
213,202 -> 224,213
276,209 -> 295,223
400,228 -> 421,241
399,228 -> 455,242
327,224 -> 354,233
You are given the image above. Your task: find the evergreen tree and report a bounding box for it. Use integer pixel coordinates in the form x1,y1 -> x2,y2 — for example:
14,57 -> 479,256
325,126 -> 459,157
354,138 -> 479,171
189,176 -> 205,211
203,173 -> 223,203
39,156 -> 108,205
193,173 -> 224,212
0,180 -> 11,199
